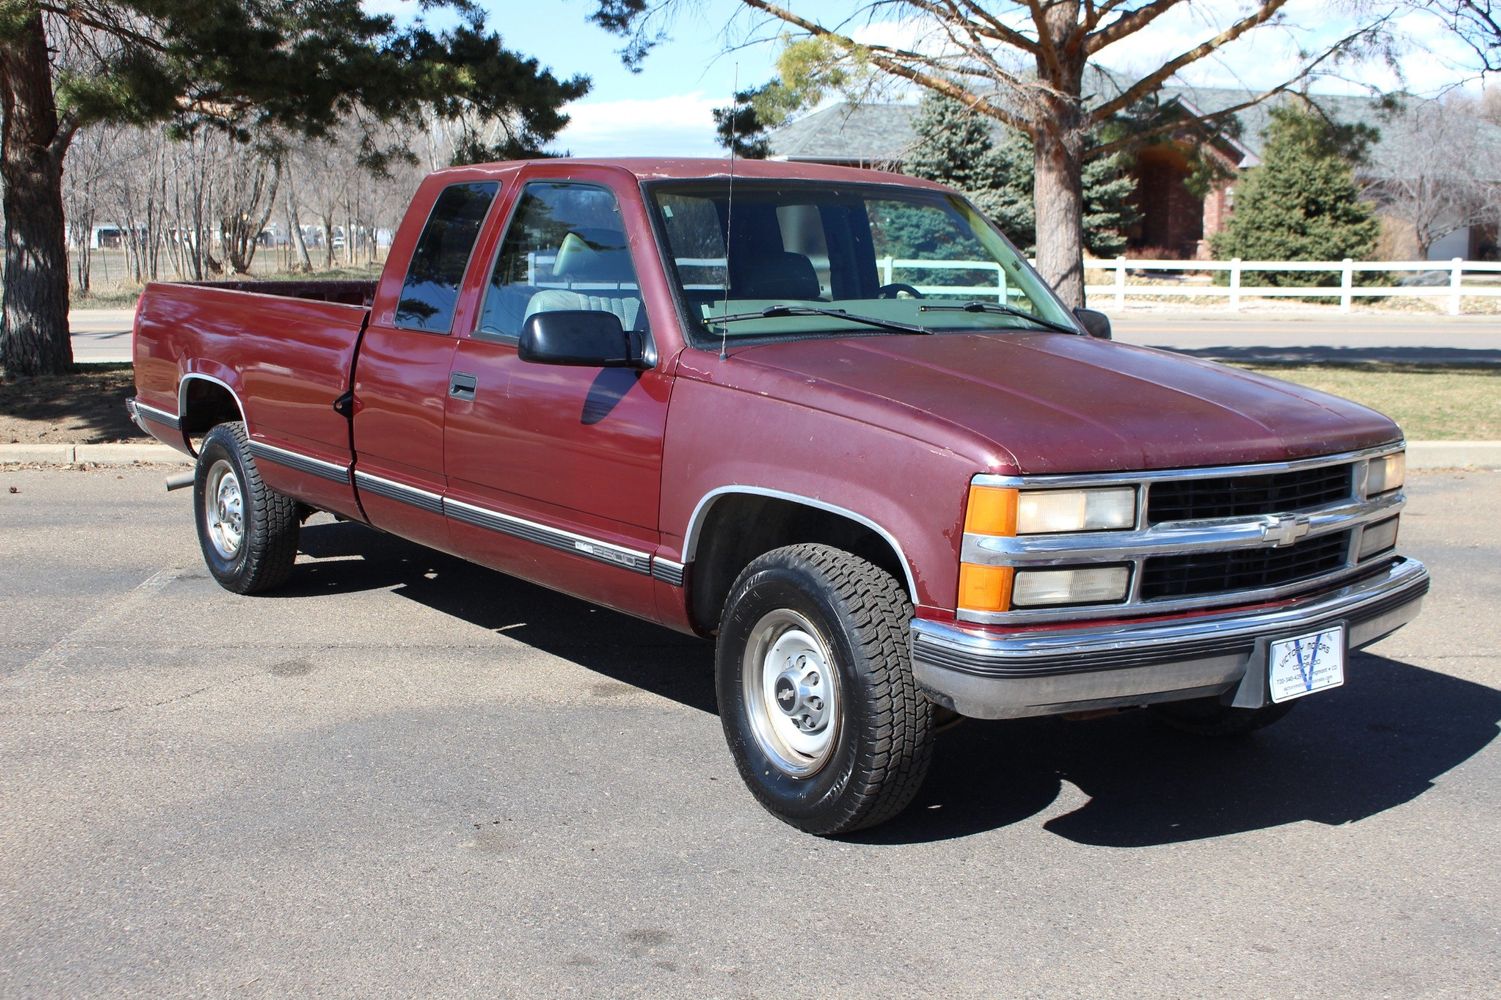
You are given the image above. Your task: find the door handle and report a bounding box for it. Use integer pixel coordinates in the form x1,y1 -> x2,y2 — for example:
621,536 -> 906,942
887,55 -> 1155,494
449,372 -> 477,402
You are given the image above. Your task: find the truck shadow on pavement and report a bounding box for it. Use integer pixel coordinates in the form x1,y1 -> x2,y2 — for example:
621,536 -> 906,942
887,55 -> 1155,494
286,520 -> 716,713
287,520 -> 1498,847
858,653 -> 1501,846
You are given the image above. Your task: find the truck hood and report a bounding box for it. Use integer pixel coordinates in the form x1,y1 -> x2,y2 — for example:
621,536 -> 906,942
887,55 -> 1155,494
716,332 -> 1401,474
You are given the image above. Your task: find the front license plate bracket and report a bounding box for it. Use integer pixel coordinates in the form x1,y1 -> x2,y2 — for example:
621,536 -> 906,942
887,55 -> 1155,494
1229,623 -> 1349,709
1267,624 -> 1346,703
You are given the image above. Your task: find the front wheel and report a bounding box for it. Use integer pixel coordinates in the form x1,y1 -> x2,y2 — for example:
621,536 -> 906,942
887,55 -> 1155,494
194,422 -> 299,594
716,544 -> 934,835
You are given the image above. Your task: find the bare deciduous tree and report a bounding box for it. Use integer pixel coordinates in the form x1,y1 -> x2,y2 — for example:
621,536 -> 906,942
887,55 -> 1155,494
1372,96 -> 1501,257
592,0 -> 1402,306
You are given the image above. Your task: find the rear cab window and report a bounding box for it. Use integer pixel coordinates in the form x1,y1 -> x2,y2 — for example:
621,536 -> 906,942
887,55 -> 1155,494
395,182 -> 500,333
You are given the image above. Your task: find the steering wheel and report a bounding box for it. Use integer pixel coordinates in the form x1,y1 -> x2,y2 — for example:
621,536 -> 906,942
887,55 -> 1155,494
876,282 -> 925,299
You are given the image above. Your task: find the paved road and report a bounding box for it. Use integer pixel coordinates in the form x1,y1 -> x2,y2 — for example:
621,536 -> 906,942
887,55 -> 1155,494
71,307 -> 1501,364
1111,311 -> 1501,364
69,308 -> 136,364
2,467 -> 1498,997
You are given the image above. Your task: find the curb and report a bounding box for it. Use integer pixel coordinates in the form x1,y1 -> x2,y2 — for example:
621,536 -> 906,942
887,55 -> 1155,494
1406,441 -> 1501,470
1,443 -> 192,466
3,440 -> 1500,470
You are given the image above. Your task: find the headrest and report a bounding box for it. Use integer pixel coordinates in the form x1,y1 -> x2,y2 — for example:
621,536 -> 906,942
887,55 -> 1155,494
553,229 -> 634,282
731,251 -> 821,301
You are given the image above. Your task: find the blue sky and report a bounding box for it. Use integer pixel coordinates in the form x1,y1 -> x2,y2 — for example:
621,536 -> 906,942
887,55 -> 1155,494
370,1 -> 1484,157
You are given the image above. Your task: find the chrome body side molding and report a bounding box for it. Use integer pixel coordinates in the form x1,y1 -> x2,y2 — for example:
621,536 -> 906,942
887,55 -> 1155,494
444,497 -> 652,575
128,398 -> 180,431
249,440 -> 350,484
650,558 -> 686,587
353,469 -> 444,515
353,470 -> 655,575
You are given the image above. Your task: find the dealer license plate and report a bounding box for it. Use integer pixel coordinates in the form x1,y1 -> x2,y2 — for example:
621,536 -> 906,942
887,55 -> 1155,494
1268,626 -> 1345,703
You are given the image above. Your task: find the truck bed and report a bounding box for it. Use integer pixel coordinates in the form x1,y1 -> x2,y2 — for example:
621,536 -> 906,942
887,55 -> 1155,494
178,279 -> 376,308
132,280 -> 369,520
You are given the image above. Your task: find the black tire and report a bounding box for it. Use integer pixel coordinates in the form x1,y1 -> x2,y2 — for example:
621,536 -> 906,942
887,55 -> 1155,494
193,422 -> 299,594
1148,696 -> 1297,737
716,543 -> 933,835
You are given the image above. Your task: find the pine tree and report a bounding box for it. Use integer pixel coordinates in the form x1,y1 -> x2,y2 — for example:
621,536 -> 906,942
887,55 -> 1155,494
0,1 -> 588,376
905,93 -> 1134,257
712,81 -> 801,159
1210,102 -> 1380,285
1080,153 -> 1137,258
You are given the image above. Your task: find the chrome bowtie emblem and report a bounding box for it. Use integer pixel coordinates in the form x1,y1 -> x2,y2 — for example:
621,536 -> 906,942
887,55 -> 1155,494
1262,514 -> 1312,547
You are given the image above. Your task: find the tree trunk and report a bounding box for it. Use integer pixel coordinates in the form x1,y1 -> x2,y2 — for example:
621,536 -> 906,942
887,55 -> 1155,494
1029,1 -> 1088,310
223,159 -> 280,274
1032,126 -> 1087,309
285,167 -> 313,270
0,11 -> 73,376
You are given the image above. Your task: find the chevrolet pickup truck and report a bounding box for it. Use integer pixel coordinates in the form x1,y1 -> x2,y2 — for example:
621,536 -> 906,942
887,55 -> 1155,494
130,158 -> 1429,835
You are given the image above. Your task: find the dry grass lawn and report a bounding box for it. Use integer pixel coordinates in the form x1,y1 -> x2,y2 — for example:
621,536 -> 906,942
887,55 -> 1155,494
1242,363 -> 1501,441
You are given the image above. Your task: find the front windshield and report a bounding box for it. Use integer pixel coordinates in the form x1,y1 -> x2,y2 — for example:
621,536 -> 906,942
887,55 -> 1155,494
649,181 -> 1076,345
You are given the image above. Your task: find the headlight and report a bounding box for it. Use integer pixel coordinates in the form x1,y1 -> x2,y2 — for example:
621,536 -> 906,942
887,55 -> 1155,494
1358,516 -> 1399,559
965,485 -> 1135,536
1012,566 -> 1132,607
1018,488 -> 1135,533
960,483 -> 1137,614
1366,452 -> 1405,496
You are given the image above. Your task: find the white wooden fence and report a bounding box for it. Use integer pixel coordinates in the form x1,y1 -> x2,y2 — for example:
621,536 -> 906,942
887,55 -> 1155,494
1084,257 -> 1501,315
877,256 -> 1501,315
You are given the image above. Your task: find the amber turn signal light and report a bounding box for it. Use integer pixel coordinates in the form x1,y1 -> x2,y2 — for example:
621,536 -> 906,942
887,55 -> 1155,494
958,563 -> 1013,613
964,485 -> 1017,537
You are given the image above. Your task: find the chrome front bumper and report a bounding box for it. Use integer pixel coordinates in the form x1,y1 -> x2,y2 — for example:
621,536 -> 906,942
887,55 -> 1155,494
910,557 -> 1429,720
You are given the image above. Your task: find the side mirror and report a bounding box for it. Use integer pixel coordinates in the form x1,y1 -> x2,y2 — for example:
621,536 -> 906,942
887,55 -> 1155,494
1073,307 -> 1112,340
518,310 -> 643,368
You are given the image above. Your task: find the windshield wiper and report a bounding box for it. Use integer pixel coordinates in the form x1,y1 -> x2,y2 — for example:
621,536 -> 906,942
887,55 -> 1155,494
709,304 -> 932,336
919,300 -> 1079,335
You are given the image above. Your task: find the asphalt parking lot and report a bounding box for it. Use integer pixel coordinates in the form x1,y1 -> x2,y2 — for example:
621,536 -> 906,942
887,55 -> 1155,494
2,466 -> 1498,998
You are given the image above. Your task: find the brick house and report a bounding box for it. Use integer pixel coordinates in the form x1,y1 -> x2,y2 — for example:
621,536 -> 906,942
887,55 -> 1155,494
767,88 -> 1501,261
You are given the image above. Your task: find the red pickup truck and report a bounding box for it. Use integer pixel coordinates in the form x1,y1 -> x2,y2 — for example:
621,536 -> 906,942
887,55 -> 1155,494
130,158 -> 1428,834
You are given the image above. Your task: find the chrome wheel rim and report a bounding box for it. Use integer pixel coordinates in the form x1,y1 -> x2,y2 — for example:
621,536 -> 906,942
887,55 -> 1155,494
743,609 -> 841,777
204,459 -> 244,559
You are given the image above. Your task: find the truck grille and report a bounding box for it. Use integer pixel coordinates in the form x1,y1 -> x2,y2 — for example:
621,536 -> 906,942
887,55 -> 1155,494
1146,464 -> 1353,524
1140,530 -> 1352,600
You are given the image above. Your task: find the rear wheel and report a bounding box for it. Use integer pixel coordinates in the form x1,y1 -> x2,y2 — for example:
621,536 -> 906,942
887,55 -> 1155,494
194,422 -> 299,594
716,544 -> 933,835
1148,697 -> 1296,737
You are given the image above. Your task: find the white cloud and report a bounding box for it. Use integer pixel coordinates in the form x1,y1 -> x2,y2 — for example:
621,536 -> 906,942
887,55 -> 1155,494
553,92 -> 725,157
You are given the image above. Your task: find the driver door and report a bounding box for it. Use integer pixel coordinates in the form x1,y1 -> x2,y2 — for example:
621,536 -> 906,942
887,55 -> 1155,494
442,179 -> 671,619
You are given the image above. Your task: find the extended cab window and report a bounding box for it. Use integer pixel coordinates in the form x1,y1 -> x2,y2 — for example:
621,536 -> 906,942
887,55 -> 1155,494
395,181 -> 499,333
477,183 -> 649,341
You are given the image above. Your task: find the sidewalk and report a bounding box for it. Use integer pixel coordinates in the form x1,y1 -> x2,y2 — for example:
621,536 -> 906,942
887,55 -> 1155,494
2,439 -> 1497,469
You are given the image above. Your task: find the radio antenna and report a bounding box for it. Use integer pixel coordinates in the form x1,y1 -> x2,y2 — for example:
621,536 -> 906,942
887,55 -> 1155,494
720,63 -> 739,361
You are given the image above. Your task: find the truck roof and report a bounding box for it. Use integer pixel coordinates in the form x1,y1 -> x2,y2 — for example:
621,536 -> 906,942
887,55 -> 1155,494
425,156 -> 950,189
